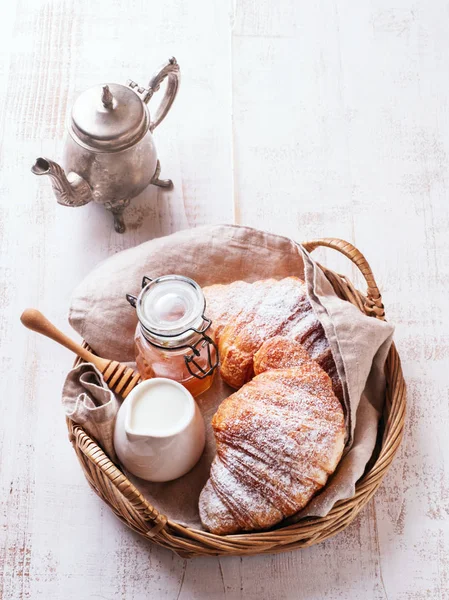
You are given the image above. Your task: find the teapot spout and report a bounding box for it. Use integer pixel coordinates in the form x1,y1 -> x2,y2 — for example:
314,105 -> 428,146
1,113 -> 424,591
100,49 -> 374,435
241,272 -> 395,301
31,157 -> 93,207
31,157 -> 53,176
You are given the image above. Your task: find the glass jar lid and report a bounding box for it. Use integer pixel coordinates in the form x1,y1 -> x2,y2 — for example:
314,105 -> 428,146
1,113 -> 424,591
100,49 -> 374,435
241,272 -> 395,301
136,275 -> 206,341
69,83 -> 149,151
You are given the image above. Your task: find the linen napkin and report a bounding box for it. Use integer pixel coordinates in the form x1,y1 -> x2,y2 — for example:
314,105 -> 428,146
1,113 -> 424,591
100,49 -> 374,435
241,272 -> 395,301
62,362 -> 120,462
291,247 -> 394,519
66,224 -> 394,528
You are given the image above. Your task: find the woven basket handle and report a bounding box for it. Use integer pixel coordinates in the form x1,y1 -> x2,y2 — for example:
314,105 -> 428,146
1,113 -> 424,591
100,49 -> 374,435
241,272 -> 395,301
301,237 -> 385,319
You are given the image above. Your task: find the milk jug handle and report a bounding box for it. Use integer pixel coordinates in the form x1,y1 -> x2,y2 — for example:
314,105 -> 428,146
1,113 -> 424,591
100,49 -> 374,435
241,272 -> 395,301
146,57 -> 180,132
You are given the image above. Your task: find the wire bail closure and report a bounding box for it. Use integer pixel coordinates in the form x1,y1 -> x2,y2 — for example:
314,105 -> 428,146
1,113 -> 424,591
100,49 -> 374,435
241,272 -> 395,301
126,276 -> 154,307
146,316 -> 219,380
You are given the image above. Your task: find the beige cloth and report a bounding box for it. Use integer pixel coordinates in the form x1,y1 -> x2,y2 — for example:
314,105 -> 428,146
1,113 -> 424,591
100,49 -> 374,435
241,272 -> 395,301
66,224 -> 394,528
292,248 -> 393,519
62,362 -> 120,462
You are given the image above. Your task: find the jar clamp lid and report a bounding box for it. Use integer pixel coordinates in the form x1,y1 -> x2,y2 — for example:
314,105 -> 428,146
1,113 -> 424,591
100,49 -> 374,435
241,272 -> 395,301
126,275 -> 218,380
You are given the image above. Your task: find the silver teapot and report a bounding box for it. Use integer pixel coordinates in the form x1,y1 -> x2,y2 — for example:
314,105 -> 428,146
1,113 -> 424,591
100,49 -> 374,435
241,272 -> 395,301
32,58 -> 180,233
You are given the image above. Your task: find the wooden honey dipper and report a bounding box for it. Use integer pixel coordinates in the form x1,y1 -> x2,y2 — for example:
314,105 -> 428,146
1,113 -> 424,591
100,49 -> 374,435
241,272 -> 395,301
21,308 -> 141,398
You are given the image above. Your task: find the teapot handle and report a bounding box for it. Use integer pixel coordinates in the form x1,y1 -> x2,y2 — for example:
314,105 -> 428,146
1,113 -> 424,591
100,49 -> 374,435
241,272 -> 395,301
145,57 -> 180,132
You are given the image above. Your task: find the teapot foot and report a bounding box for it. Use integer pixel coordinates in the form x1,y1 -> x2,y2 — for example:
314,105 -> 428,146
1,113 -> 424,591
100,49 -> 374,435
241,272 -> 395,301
104,198 -> 130,234
112,211 -> 126,234
151,159 -> 173,189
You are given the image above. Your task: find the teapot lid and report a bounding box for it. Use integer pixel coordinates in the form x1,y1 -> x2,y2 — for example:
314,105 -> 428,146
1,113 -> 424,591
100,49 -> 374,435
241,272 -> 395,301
69,83 -> 149,151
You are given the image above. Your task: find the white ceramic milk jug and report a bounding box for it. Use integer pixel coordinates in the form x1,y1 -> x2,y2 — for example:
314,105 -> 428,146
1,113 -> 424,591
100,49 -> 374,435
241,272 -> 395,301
113,378 -> 206,482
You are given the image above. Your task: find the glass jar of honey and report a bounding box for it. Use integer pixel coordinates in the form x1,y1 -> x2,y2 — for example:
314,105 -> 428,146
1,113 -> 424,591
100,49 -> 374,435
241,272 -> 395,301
126,275 -> 218,397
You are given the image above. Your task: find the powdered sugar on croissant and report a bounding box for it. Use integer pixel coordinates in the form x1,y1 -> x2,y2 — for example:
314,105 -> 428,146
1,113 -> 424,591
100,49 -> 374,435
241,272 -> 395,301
199,337 -> 345,535
203,277 -> 342,399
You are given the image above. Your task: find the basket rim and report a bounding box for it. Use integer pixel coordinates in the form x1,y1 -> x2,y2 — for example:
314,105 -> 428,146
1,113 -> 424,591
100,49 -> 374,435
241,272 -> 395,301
66,236 -> 406,557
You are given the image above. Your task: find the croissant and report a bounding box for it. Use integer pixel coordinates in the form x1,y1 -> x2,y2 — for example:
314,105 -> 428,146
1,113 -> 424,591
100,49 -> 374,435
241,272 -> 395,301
204,277 -> 342,399
199,336 -> 345,535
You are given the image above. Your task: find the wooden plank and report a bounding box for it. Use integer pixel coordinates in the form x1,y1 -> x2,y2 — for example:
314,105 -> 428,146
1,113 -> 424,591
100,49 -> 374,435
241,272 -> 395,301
0,0 -> 233,598
231,1 -> 449,599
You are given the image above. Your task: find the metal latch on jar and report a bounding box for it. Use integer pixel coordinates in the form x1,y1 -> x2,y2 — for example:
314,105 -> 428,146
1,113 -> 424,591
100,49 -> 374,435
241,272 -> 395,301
126,275 -> 153,307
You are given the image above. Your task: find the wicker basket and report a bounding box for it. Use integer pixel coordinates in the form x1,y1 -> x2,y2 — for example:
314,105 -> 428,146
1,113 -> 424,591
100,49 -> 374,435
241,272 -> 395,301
67,238 -> 406,558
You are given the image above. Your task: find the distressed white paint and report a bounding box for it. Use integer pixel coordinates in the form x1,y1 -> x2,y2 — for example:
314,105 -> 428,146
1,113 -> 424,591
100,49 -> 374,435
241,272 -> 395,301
1,0 -> 448,598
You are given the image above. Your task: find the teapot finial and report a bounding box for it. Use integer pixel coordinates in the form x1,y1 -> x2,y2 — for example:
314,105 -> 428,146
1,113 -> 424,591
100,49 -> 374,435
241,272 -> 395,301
101,85 -> 114,109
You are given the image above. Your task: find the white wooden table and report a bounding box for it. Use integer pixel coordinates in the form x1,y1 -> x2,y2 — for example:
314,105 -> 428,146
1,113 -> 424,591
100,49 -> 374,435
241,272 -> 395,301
1,0 -> 448,598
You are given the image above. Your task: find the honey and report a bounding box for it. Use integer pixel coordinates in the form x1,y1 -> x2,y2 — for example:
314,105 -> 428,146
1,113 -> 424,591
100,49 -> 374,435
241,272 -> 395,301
135,328 -> 216,397
127,275 -> 218,398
